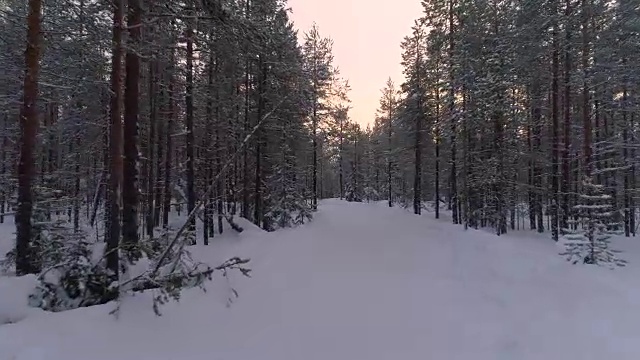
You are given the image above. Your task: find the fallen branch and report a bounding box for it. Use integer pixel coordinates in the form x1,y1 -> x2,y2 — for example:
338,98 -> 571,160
148,97 -> 287,279
130,257 -> 251,293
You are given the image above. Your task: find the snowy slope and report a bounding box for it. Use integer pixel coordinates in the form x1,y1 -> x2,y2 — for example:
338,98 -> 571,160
1,200 -> 640,360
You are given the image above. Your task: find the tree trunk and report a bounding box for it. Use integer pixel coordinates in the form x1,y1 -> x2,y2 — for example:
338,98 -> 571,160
122,0 -> 141,257
387,102 -> 393,207
551,12 -> 560,242
203,53 -> 214,246
216,80 -> 224,235
339,114 -> 344,199
623,82 -> 630,236
532,79 -> 544,233
15,0 -> 43,275
527,104 -> 536,230
153,67 -> 164,228
414,35 -> 422,216
146,60 -> 157,237
185,23 -> 196,243
449,0 -> 458,224
561,0 -> 572,232
105,0 -> 124,278
254,59 -> 267,227
312,87 -> 318,210
242,58 -> 251,219
582,0 -> 591,176
162,53 -> 174,228
435,69 -> 441,219
0,111 -> 7,224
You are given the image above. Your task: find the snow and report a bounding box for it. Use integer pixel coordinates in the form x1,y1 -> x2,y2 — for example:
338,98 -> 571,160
0,274 -> 40,325
2,200 -> 640,359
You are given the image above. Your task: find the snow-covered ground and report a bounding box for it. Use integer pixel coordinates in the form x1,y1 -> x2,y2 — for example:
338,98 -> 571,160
2,199 -> 640,360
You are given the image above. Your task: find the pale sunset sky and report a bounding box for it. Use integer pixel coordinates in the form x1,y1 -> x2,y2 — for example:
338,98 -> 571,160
287,0 -> 424,126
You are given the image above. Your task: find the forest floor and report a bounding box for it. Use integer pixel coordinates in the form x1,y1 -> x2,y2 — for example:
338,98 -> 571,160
2,199 -> 640,360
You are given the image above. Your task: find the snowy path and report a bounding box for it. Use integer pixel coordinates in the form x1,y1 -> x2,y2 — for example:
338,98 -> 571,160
2,199 -> 640,360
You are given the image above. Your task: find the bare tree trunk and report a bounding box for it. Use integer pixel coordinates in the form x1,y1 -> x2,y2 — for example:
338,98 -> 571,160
16,0 -> 43,275
561,0 -> 572,232
413,33 -> 423,216
105,0 -> 124,278
185,22 -> 196,243
582,0 -> 591,176
532,80 -> 544,233
146,60 -> 157,237
242,58 -> 251,219
623,82 -> 630,236
215,70 -> 224,235
153,65 -> 164,228
449,0 -> 458,224
527,111 -> 536,230
162,58 -> 174,228
551,12 -> 560,242
435,69 -> 441,219
339,113 -> 344,199
230,84 -> 240,216
122,0 -> 141,256
462,86 -> 469,229
254,59 -> 266,227
0,111 -> 7,224
631,112 -> 636,236
312,87 -> 318,210
387,103 -> 393,207
73,134 -> 81,232
203,52 -> 213,245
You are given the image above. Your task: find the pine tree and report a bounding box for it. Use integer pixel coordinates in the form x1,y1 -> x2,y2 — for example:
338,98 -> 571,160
302,24 -> 336,209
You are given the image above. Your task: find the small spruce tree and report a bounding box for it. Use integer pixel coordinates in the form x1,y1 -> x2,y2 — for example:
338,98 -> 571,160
561,176 -> 626,267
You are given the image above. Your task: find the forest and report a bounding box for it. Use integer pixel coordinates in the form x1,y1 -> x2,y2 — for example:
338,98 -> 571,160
1,0 -> 639,313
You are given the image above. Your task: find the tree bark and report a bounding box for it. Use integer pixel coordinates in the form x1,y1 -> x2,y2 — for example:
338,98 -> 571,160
435,66 -> 441,219
551,10 -> 560,242
0,112 -> 7,224
105,0 -> 124,278
387,97 -> 393,207
185,22 -> 196,242
122,0 -> 142,256
413,34 -> 423,216
16,0 -> 43,275
162,56 -> 174,228
448,0 -> 458,224
561,0 -> 572,232
146,60 -> 157,237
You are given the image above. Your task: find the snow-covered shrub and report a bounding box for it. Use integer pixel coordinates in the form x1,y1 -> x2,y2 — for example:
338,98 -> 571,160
2,182 -> 76,274
344,183 -> 362,202
265,194 -> 313,230
363,186 -> 380,202
264,160 -> 313,230
0,179 -> 118,311
28,230 -> 115,312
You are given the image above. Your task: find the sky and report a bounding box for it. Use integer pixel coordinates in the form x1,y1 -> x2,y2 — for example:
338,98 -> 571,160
287,0 -> 424,127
